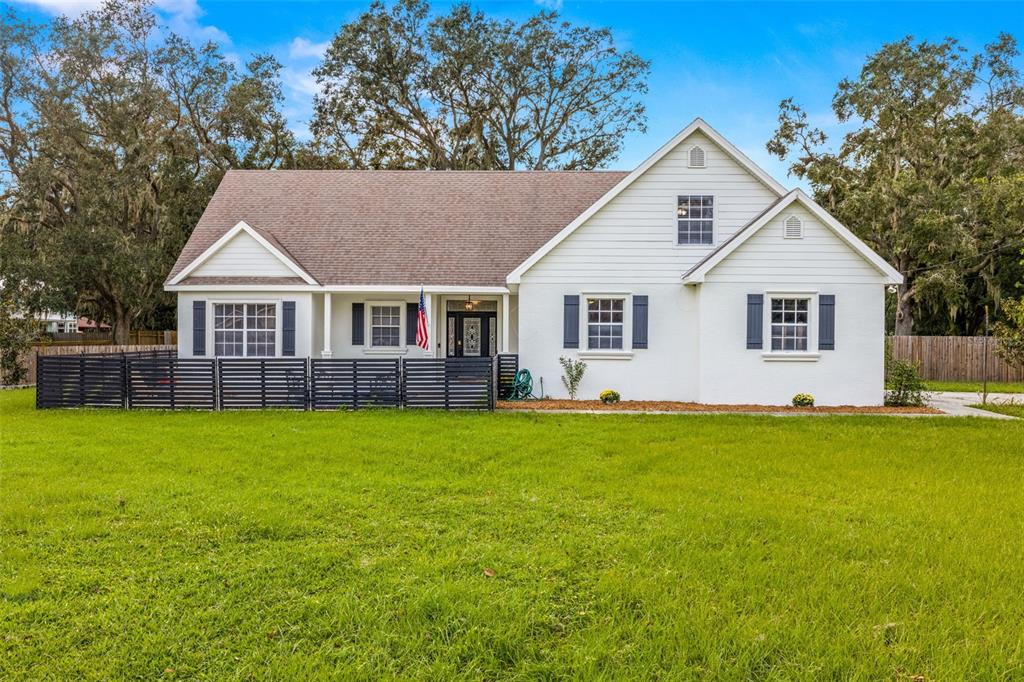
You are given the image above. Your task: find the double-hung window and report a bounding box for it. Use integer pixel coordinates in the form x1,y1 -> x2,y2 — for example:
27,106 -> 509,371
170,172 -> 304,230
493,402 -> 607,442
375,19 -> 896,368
370,304 -> 402,347
677,195 -> 714,245
770,298 -> 809,351
214,303 -> 277,356
587,297 -> 624,350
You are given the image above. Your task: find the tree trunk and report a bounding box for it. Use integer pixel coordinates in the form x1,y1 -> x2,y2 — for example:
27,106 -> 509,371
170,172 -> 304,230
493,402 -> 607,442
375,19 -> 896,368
895,284 -> 914,336
112,304 -> 131,345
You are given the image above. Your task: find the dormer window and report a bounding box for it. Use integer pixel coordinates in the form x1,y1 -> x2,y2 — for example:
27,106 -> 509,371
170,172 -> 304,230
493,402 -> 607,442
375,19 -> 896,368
677,195 -> 714,245
784,215 -> 803,239
688,145 -> 706,168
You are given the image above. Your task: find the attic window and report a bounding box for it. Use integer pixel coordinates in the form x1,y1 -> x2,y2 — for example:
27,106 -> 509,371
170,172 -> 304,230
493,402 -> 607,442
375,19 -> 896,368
688,145 -> 706,168
784,215 -> 803,239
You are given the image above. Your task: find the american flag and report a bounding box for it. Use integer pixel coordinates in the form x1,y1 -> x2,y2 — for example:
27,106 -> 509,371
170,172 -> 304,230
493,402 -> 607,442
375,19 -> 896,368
416,287 -> 429,350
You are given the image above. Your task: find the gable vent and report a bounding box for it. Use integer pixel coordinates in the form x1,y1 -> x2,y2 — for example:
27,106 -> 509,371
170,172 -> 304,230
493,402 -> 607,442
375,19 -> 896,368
688,145 -> 706,168
784,215 -> 803,239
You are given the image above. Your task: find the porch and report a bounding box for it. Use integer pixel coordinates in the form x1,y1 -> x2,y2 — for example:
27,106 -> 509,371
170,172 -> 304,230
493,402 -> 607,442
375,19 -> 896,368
312,289 -> 518,360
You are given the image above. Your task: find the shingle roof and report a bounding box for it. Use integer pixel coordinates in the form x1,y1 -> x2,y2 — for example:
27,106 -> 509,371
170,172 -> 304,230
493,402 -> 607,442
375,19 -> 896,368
168,170 -> 629,287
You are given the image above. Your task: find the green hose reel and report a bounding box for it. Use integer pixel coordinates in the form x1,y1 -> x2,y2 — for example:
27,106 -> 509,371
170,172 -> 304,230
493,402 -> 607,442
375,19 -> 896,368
507,368 -> 535,400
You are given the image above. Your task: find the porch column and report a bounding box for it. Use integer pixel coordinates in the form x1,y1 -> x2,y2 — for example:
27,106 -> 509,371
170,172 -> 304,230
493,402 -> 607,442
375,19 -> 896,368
501,293 -> 510,353
321,293 -> 333,358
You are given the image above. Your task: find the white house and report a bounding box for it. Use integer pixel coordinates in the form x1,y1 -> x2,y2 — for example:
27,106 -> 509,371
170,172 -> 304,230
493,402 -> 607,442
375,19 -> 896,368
165,119 -> 902,405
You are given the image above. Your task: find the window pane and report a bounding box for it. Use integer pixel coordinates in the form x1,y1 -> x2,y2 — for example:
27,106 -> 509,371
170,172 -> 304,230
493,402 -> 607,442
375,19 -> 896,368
769,298 -> 809,353
677,195 -> 714,244
587,298 -> 625,350
370,305 -> 401,347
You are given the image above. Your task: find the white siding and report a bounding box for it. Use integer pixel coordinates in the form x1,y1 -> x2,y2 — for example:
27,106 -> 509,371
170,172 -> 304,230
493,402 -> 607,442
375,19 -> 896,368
192,231 -> 296,278
520,131 -> 780,284
705,206 -> 886,285
697,282 -> 886,405
518,283 -> 701,401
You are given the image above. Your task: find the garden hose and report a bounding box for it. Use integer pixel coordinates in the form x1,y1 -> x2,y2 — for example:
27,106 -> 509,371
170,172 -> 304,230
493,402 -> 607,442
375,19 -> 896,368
508,368 -> 534,400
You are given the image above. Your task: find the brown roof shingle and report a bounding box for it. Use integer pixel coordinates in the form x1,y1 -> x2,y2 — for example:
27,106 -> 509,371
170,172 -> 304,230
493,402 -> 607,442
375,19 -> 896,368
168,170 -> 629,287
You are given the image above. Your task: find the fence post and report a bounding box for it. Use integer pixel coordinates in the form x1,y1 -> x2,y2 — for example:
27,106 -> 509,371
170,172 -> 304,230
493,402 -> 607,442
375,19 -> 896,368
260,360 -> 267,408
216,358 -> 223,411
305,358 -> 310,411
444,359 -> 450,410
78,355 -> 85,407
353,360 -> 360,410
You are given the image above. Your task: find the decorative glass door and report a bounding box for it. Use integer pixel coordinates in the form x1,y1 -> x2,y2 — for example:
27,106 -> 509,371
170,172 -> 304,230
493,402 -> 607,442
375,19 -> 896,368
462,317 -> 482,356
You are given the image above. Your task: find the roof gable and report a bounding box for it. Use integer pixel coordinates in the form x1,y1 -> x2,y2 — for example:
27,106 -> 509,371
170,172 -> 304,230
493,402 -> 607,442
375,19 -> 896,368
506,118 -> 788,284
168,221 -> 319,285
683,190 -> 903,284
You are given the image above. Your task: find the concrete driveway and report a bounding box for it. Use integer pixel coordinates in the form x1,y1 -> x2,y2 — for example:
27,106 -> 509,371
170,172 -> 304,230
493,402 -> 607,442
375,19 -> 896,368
928,392 -> 1020,419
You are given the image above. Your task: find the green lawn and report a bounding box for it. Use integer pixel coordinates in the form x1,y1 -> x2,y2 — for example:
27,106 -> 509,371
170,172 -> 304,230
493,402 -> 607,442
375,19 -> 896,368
923,379 -> 1024,393
970,402 -> 1024,418
2,389 -> 1023,680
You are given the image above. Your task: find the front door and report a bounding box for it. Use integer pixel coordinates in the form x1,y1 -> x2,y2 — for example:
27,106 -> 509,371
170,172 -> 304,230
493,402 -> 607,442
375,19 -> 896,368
447,312 -> 496,357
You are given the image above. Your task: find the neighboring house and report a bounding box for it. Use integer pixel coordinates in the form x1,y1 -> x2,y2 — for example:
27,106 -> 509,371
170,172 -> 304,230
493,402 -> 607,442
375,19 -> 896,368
165,119 -> 902,405
37,312 -> 79,334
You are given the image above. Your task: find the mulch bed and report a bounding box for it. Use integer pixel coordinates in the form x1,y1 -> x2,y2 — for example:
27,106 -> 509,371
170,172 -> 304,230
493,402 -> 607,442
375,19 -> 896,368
496,399 -> 941,415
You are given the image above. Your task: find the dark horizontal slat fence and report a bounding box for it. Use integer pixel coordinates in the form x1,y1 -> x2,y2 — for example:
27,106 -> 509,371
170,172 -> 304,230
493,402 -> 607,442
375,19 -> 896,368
310,359 -> 401,409
127,358 -> 216,410
889,336 -> 1024,382
36,354 -> 126,408
403,357 -> 494,410
218,358 -> 308,410
35,350 -> 175,409
37,352 -> 511,411
496,354 -> 519,400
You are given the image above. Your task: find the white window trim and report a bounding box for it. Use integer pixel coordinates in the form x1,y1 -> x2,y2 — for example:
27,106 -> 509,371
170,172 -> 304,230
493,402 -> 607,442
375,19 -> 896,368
208,300 -> 282,358
578,292 -> 633,358
364,300 -> 407,354
761,291 -> 819,361
674,193 -> 717,248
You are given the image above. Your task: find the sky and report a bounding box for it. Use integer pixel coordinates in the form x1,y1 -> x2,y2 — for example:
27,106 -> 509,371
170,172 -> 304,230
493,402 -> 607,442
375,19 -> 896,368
8,0 -> 1023,188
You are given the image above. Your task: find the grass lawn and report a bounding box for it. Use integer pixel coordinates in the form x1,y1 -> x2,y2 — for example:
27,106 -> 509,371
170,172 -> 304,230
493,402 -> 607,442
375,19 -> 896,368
970,402 -> 1024,419
2,389 -> 1023,679
923,380 -> 1024,393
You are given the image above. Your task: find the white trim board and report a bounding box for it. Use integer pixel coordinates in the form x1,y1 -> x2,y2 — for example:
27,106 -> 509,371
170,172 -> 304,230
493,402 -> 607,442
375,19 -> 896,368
505,118 -> 789,284
168,221 -> 319,286
165,283 -> 512,294
682,190 -> 904,285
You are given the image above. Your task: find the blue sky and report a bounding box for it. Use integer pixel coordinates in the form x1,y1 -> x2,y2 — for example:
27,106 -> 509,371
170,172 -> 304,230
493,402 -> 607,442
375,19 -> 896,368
9,1 -> 1023,186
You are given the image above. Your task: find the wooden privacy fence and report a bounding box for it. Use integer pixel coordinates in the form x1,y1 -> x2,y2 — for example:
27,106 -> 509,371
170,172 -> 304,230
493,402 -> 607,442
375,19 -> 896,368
20,344 -> 177,386
36,353 -> 501,410
889,336 -> 1024,382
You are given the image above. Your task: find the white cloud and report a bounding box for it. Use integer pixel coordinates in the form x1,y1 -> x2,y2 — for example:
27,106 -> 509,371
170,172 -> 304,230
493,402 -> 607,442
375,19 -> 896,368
288,37 -> 330,61
534,0 -> 563,10
14,0 -> 231,46
12,0 -> 102,16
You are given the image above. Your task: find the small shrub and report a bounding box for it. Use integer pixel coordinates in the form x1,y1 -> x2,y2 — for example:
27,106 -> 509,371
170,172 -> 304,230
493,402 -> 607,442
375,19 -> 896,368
792,393 -> 815,407
559,356 -> 587,400
885,358 -> 927,407
599,389 -> 620,404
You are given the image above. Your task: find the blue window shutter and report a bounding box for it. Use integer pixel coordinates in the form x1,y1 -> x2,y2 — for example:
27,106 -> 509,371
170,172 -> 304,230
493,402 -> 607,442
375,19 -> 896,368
819,295 -> 835,350
632,295 -> 649,349
746,294 -> 763,349
282,301 -> 296,356
563,295 -> 579,348
406,303 -> 418,345
352,303 -> 364,345
192,300 -> 206,356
